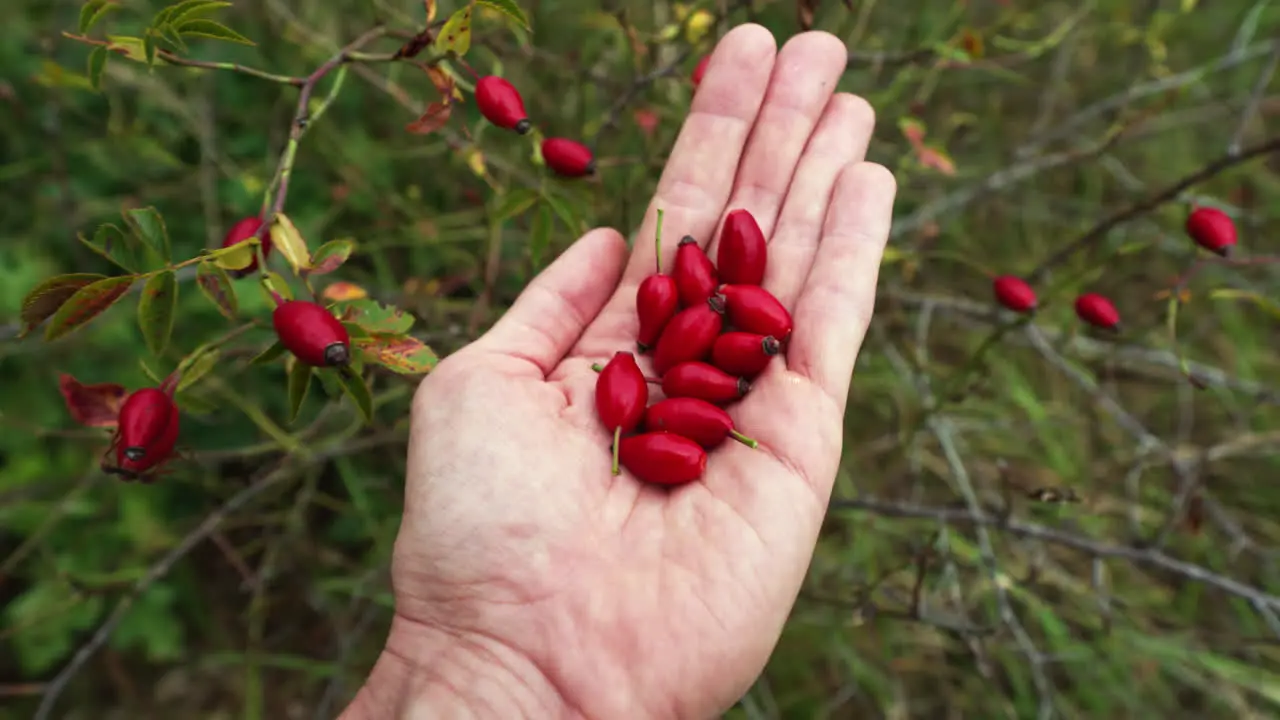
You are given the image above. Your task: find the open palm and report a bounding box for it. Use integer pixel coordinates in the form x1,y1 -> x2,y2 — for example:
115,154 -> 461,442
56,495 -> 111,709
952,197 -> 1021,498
364,25 -> 896,720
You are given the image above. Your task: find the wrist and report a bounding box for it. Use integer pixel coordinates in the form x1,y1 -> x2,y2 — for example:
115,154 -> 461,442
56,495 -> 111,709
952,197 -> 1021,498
340,613 -> 576,720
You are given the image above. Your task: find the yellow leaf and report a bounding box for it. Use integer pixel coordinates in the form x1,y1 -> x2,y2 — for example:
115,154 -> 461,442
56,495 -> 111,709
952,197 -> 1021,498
106,36 -> 148,62
685,10 -> 714,44
434,3 -> 473,57
322,281 -> 368,301
209,236 -> 259,271
467,149 -> 487,178
424,0 -> 437,22
270,213 -> 312,273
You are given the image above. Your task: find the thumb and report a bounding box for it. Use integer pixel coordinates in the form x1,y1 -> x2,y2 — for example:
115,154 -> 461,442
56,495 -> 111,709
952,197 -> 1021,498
468,227 -> 628,377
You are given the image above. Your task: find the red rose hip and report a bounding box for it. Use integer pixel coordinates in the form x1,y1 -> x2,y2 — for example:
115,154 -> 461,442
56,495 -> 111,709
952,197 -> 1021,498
636,209 -> 679,351
595,351 -> 649,475
713,284 -> 792,340
106,386 -> 180,480
673,236 -> 718,307
221,216 -> 270,278
661,361 -> 750,404
1185,205 -> 1237,256
650,304 -> 723,375
618,431 -> 708,486
644,397 -> 757,449
272,300 -> 352,367
716,209 -> 767,286
1074,293 -> 1120,330
541,138 -> 595,177
992,275 -> 1037,313
475,76 -> 531,134
710,332 -> 781,378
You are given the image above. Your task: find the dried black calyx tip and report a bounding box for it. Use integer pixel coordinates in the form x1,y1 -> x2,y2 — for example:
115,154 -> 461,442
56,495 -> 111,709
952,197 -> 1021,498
324,342 -> 351,366
707,293 -> 727,314
102,464 -> 139,481
678,236 -> 698,247
583,160 -> 597,176
735,378 -> 752,397
761,336 -> 782,355
514,118 -> 532,134
124,446 -> 145,462
1215,244 -> 1233,257
636,342 -> 649,353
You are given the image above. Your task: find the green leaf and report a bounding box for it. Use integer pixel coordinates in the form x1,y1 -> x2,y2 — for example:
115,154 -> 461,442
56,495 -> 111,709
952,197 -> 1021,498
260,271 -> 293,303
313,367 -> 344,398
491,187 -> 539,222
541,192 -> 580,235
250,340 -> 287,366
137,270 -> 178,356
176,347 -> 220,393
87,46 -> 108,89
308,239 -> 356,276
332,298 -> 414,335
207,235 -> 259,271
355,334 -> 438,374
44,275 -> 136,341
286,359 -> 312,424
529,202 -> 553,268
80,223 -> 138,272
476,0 -> 530,30
154,23 -> 188,52
269,212 -> 312,274
1210,288 -> 1280,321
19,273 -> 107,338
105,36 -> 148,62
156,0 -> 232,25
144,30 -> 158,67
196,260 -> 238,319
80,0 -> 119,34
434,3 -> 474,56
336,367 -> 374,424
178,19 -> 254,45
124,206 -> 171,263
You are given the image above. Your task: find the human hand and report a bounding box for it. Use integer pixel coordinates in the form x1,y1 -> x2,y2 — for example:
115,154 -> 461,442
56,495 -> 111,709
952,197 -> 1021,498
343,24 -> 896,720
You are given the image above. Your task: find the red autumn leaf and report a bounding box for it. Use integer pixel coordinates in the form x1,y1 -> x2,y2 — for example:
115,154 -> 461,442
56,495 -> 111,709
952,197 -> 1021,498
916,144 -> 957,175
59,373 -> 127,428
406,101 -> 452,135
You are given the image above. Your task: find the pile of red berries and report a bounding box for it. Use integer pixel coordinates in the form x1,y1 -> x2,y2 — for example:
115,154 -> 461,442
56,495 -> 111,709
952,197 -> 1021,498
593,208 -> 791,485
990,204 -> 1239,330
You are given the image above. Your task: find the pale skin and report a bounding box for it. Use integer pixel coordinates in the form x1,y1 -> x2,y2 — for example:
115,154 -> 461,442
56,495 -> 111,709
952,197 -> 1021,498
340,24 -> 897,720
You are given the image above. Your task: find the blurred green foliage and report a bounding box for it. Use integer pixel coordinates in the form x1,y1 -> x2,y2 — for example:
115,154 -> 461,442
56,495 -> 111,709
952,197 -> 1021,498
3,0 -> 1280,718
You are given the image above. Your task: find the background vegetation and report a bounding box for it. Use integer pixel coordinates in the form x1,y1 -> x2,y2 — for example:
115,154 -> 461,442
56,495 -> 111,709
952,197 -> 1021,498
3,0 -> 1280,718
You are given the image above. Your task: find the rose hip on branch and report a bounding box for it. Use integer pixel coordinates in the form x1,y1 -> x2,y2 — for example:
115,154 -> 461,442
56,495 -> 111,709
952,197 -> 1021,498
644,397 -> 757,449
712,284 -> 792,340
710,332 -> 781,378
636,209 -> 680,352
661,361 -> 750,404
1074,292 -> 1120,331
716,209 -> 767,286
618,431 -> 708,486
992,275 -> 1037,313
650,304 -> 723,375
474,76 -> 531,134
272,300 -> 352,367
541,137 -> 595,177
103,386 -> 180,482
594,351 -> 649,475
673,236 -> 718,308
1185,205 -> 1237,256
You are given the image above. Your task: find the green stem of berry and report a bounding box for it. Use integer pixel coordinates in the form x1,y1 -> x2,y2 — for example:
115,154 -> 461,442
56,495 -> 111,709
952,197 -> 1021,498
590,363 -> 660,384
655,207 -> 665,274
729,429 -> 758,449
612,425 -> 622,476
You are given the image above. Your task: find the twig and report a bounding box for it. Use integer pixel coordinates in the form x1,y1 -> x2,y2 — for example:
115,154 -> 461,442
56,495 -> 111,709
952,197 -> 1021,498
1027,134 -> 1280,280
32,431 -> 407,720
829,496 -> 1280,612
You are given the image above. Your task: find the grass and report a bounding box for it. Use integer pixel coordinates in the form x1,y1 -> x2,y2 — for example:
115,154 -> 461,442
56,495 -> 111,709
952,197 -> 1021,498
3,0 -> 1280,717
